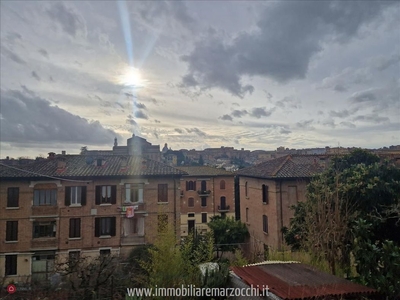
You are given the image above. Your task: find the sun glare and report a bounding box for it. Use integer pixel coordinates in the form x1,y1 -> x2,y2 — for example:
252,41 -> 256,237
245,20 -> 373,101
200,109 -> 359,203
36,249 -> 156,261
118,66 -> 146,88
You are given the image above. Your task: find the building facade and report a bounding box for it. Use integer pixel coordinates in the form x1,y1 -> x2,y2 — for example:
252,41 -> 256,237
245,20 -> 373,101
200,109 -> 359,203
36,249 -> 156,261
0,154 -> 185,285
176,166 -> 235,237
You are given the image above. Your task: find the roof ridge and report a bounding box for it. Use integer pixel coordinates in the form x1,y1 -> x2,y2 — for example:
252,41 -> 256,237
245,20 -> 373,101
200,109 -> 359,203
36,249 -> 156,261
271,155 -> 291,176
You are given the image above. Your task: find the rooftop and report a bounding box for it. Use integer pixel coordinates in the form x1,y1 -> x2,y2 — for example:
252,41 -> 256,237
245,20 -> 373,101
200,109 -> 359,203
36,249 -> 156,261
231,262 -> 377,300
0,155 -> 187,179
176,166 -> 234,176
236,155 -> 329,179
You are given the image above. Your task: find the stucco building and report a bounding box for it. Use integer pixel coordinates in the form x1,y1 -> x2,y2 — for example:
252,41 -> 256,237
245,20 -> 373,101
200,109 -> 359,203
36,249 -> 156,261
0,153 -> 185,285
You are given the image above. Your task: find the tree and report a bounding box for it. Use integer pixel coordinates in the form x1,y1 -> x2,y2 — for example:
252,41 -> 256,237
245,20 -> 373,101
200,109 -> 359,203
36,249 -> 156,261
208,216 -> 249,259
198,155 -> 204,166
283,150 -> 400,296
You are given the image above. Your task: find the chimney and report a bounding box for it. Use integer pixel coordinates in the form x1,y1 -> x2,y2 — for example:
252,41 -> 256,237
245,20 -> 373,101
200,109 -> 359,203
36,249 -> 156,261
48,152 -> 56,159
57,157 -> 66,169
61,150 -> 66,155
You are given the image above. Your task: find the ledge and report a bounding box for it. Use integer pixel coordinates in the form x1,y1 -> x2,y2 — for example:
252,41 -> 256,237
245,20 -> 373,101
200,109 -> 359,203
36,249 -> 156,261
6,207 -> 20,210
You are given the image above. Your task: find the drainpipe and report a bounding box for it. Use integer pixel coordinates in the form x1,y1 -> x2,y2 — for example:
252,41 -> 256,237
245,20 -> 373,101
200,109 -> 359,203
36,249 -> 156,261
174,177 -> 177,238
279,180 -> 284,250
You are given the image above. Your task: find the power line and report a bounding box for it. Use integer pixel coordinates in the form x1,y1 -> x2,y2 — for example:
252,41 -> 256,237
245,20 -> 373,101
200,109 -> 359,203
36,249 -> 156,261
0,162 -> 90,183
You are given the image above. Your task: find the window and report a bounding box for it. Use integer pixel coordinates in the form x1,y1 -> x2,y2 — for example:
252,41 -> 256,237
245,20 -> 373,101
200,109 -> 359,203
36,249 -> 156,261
246,208 -> 249,223
263,215 -> 268,234
6,221 -> 18,241
100,249 -> 111,256
125,184 -> 143,203
33,221 -> 56,238
95,185 -> 116,205
95,217 -> 116,237
188,213 -> 195,218
188,197 -> 194,207
245,181 -> 248,197
69,218 -> 81,238
158,184 -> 168,203
220,180 -> 226,190
122,217 -> 144,236
5,255 -> 17,276
65,186 -> 86,206
201,213 -> 207,223
201,197 -> 207,207
262,184 -> 269,204
158,214 -> 168,232
186,180 -> 196,191
7,187 -> 19,207
288,186 -> 298,203
33,189 -> 57,206
201,180 -> 207,192
32,252 -> 55,282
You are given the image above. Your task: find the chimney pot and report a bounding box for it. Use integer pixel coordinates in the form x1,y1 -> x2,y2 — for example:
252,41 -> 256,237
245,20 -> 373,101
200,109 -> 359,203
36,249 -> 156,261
62,150 -> 66,155
48,152 -> 56,159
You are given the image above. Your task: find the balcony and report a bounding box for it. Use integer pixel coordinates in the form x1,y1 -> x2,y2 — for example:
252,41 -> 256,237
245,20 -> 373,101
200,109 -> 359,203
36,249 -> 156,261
32,205 -> 58,216
31,238 -> 57,250
197,190 -> 211,197
121,235 -> 146,245
120,202 -> 147,214
217,205 -> 230,212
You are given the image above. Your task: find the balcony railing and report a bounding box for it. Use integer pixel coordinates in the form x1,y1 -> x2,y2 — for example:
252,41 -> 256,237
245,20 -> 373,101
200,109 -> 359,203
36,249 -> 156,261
217,205 -> 230,212
120,202 -> 146,214
197,190 -> 211,196
31,238 -> 57,249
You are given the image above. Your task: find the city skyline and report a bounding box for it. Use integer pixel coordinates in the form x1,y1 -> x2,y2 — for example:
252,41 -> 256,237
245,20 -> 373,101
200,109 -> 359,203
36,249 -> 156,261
1,1 -> 399,158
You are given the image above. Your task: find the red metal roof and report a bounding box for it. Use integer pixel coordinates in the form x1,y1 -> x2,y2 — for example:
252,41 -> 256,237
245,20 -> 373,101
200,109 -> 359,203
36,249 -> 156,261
231,263 -> 378,300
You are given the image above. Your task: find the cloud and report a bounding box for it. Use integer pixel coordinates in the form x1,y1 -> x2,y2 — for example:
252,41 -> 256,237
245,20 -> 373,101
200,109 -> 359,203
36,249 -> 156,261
329,108 -> 358,118
154,119 -> 161,123
340,121 -> 356,128
219,114 -> 233,121
180,1 -> 394,96
250,107 -> 274,119
174,128 -> 183,133
275,97 -> 301,109
280,128 -> 291,134
1,45 -> 26,65
370,53 -> 400,71
0,89 -> 122,145
31,71 -> 41,81
126,115 -> 137,126
317,67 -> 372,92
46,2 -> 87,38
353,114 -> 390,124
186,128 -> 207,137
232,109 -> 248,118
135,102 -> 147,110
134,110 -> 148,119
296,119 -> 314,129
38,48 -> 49,58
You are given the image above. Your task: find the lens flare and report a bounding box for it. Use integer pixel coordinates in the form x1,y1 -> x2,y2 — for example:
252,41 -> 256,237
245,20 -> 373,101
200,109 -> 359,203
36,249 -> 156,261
118,66 -> 145,88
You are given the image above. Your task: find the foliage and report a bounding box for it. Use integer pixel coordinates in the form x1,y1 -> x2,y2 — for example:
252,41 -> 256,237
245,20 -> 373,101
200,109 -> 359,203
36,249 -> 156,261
283,150 -> 400,296
230,249 -> 249,267
199,263 -> 231,300
199,155 -> 204,166
208,216 -> 249,259
125,245 -> 155,287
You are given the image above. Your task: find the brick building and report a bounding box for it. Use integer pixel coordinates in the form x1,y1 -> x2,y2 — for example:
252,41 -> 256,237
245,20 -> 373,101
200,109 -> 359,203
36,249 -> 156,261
0,153 -> 185,285
236,155 -> 328,260
176,166 -> 235,237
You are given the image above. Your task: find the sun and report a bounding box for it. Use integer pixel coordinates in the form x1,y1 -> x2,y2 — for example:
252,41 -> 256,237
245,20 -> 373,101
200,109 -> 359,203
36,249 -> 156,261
118,66 -> 145,88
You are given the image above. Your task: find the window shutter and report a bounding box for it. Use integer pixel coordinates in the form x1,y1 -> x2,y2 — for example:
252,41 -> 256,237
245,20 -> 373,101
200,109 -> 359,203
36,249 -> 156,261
6,222 -> 11,241
110,217 -> 116,236
111,186 -> 117,204
186,181 -> 189,191
164,184 -> 168,202
95,218 -> 100,237
65,187 -> 71,206
69,219 -> 73,238
81,186 -> 87,206
95,186 -> 101,205
194,181 -> 197,191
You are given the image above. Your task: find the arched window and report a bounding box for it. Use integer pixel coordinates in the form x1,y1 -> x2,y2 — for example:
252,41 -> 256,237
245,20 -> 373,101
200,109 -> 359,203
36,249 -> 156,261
186,181 -> 196,191
245,181 -> 248,197
262,184 -> 268,204
220,180 -> 226,190
201,180 -> 207,192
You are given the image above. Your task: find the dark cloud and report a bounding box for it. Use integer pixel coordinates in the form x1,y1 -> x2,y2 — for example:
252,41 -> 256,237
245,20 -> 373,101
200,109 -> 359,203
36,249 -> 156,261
135,102 -> 147,110
126,116 -> 136,126
186,128 -> 207,137
371,53 -> 400,71
6,32 -> 22,43
232,102 -> 240,107
322,119 -> 336,128
219,114 -> 233,121
340,121 -> 356,128
296,119 -> 314,129
38,48 -> 49,58
174,128 -> 183,133
275,97 -> 301,109
1,45 -> 26,65
333,84 -> 347,92
154,119 -> 161,123
181,74 -> 198,87
232,109 -> 248,118
350,89 -> 377,103
280,128 -> 291,134
250,107 -> 274,119
353,114 -> 390,124
134,110 -> 148,119
47,2 -> 87,38
20,85 -> 35,96
31,71 -> 41,81
0,89 -> 122,145
180,1 -> 394,96
329,109 -> 357,118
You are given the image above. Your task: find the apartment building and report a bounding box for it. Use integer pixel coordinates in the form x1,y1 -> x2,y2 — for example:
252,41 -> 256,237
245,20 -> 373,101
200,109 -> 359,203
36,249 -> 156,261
0,154 -> 186,285
176,166 -> 235,237
236,155 -> 328,260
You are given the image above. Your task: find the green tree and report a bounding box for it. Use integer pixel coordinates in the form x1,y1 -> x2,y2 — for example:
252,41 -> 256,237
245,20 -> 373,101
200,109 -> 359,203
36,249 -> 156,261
283,150 -> 400,296
198,155 -> 204,166
208,216 -> 249,259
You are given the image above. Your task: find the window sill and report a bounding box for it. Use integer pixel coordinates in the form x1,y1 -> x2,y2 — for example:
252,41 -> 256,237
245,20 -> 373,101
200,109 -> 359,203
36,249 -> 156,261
5,240 -> 18,243
245,197 -> 249,200
68,237 -> 81,240
33,237 -> 56,240
263,202 -> 268,205
157,202 -> 168,205
69,204 -> 82,207
6,207 -> 19,210
263,232 -> 269,236
99,235 -> 112,239
100,203 -> 112,206
124,201 -> 144,205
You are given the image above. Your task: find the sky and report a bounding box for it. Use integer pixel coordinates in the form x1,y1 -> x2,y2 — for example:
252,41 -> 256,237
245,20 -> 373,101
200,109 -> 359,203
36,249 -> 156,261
1,0 -> 399,158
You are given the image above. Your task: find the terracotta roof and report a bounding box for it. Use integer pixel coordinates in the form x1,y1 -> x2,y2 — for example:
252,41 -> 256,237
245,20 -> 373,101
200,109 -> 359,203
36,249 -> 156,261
0,155 -> 187,179
236,155 -> 329,179
176,166 -> 233,176
231,263 -> 378,300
